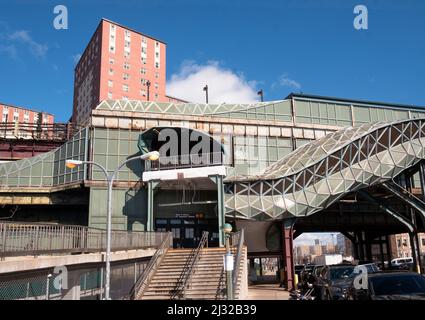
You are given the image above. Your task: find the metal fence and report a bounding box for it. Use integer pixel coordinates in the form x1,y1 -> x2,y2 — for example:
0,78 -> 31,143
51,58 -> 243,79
0,122 -> 81,141
0,259 -> 150,300
0,221 -> 169,257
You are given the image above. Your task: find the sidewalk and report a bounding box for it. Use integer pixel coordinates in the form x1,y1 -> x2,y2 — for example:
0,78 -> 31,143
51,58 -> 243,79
245,283 -> 290,300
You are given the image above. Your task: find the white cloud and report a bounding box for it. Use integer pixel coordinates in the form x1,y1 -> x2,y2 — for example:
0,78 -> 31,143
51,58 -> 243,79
167,60 -> 259,104
72,53 -> 82,64
273,73 -> 301,90
8,30 -> 48,58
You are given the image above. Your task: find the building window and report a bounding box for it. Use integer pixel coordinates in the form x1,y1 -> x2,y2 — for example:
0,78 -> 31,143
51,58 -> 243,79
110,46 -> 115,53
109,58 -> 114,64
142,47 -> 147,54
125,30 -> 131,37
142,37 -> 147,44
141,57 -> 147,64
154,93 -> 159,100
155,72 -> 159,79
108,92 -> 113,99
123,73 -> 130,80
140,89 -> 147,97
124,62 -> 130,70
155,52 -> 159,58
155,62 -> 159,68
124,41 -> 131,48
154,82 -> 159,89
123,84 -> 129,92
109,68 -> 114,75
155,41 -> 159,47
141,68 -> 147,75
140,78 -> 146,85
108,80 -> 113,87
124,51 -> 130,59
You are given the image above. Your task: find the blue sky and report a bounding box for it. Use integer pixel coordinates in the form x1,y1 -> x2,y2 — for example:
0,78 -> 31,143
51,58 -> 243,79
0,0 -> 424,123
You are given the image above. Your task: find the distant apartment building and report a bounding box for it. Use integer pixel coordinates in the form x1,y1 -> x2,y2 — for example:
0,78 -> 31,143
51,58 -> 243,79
0,102 -> 54,139
72,19 -> 174,125
390,233 -> 425,259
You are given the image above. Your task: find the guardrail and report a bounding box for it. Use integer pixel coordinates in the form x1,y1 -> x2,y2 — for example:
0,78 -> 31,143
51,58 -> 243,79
0,122 -> 81,141
0,221 -> 169,257
171,231 -> 209,299
131,232 -> 173,300
147,152 -> 225,171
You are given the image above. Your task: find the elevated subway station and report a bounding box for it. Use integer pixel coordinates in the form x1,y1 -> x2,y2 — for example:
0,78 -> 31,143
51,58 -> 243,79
1,93 -> 425,290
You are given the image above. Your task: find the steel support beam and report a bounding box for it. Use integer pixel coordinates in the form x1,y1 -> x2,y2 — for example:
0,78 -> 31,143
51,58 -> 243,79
357,190 -> 415,233
281,218 -> 296,291
209,175 -> 225,247
147,180 -> 160,232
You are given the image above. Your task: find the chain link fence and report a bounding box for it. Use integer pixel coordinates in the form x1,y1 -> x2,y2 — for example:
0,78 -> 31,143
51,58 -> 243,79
0,258 -> 149,300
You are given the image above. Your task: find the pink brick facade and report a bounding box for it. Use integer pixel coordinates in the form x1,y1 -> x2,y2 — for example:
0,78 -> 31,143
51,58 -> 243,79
0,103 -> 54,126
72,19 -> 167,124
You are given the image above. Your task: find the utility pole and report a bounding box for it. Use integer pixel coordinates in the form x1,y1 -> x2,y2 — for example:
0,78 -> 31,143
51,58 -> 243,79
203,85 -> 209,104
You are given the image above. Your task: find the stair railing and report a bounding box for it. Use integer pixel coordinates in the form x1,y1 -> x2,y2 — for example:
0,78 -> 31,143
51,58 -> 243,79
231,229 -> 245,299
171,231 -> 209,299
130,232 -> 173,300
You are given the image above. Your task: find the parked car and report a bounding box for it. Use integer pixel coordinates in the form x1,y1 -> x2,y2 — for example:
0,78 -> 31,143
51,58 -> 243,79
360,262 -> 380,274
391,257 -> 414,270
314,264 -> 355,300
347,272 -> 425,300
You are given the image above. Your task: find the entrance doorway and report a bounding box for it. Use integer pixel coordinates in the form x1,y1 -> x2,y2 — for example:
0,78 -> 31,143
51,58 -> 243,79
155,218 -> 219,248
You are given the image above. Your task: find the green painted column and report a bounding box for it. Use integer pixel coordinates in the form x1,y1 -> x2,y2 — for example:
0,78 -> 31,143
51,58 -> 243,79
147,180 -> 160,232
210,175 -> 225,247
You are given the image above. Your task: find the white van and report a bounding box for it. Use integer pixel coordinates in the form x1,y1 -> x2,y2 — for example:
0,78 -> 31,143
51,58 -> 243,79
391,257 -> 413,267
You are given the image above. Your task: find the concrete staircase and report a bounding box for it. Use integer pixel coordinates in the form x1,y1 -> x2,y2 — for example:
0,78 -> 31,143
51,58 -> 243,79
140,247 -> 247,300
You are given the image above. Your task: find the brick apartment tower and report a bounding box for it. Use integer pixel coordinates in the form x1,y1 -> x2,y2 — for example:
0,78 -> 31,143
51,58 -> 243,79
72,19 -> 168,124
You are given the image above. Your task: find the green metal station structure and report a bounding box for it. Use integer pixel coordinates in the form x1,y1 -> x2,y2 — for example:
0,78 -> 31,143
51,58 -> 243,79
2,93 -> 425,289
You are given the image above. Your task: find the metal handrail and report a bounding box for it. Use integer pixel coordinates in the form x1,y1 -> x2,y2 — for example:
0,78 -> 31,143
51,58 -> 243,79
0,122 -> 82,141
131,232 -> 173,300
171,231 -> 209,299
231,229 -> 245,299
0,221 -> 169,257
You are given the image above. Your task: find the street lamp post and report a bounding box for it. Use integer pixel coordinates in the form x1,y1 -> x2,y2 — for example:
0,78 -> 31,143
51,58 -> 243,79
223,223 -> 234,300
66,151 -> 160,300
203,85 -> 209,104
257,89 -> 264,102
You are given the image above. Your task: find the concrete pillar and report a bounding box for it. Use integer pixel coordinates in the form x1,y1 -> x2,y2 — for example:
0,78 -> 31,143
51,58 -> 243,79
385,235 -> 392,268
147,180 -> 160,232
209,174 -> 225,247
379,236 -> 385,268
281,219 -> 295,291
409,232 -> 422,273
62,270 -> 81,300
